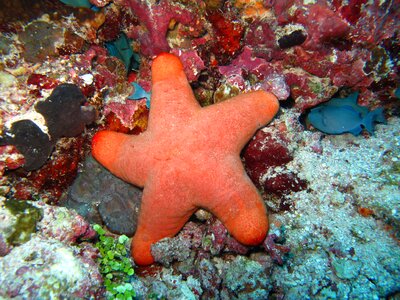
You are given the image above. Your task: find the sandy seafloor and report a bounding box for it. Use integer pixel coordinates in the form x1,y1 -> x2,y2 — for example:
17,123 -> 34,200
263,114 -> 400,299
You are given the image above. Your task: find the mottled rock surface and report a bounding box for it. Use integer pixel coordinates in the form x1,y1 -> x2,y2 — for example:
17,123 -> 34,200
0,236 -> 102,299
0,200 -> 102,298
63,155 -> 142,236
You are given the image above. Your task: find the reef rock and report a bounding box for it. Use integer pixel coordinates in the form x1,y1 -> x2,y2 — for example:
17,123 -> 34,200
63,155 -> 142,236
0,236 -> 102,299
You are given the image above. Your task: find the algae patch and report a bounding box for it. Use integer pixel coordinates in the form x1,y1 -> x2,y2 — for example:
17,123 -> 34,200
4,199 -> 43,245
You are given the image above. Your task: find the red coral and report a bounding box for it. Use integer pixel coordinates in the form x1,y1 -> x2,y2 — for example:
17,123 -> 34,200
13,138 -> 85,203
97,5 -> 123,41
27,74 -> 59,97
77,45 -> 108,69
208,11 -> 244,64
284,70 -> 334,111
0,145 -> 25,177
329,54 -> 372,88
335,0 -> 367,24
243,130 -> 307,197
266,0 -> 295,25
287,47 -> 332,78
244,130 -> 292,185
292,4 -> 350,50
263,172 -> 307,197
94,64 -> 119,87
245,20 -> 276,51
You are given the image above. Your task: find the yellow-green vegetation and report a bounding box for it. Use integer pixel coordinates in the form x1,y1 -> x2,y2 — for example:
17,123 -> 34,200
93,224 -> 135,299
4,199 -> 43,245
379,160 -> 400,186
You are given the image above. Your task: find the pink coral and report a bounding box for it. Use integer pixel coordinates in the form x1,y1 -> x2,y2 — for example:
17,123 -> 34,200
37,203 -> 96,243
219,47 -> 289,100
171,49 -> 206,82
77,45 -> 108,69
124,0 -> 199,56
294,4 -> 350,50
103,100 -> 145,128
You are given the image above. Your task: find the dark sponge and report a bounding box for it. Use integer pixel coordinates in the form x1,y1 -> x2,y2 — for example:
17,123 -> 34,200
278,30 -> 307,49
0,120 -> 54,171
1,84 -> 96,170
35,83 -> 96,139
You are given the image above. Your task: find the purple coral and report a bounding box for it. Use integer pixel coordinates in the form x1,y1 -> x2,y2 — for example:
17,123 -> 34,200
218,47 -> 290,100
263,233 -> 290,266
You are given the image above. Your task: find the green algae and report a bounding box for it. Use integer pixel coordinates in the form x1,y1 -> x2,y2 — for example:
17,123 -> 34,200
4,199 -> 43,245
0,35 -> 13,55
308,79 -> 323,94
93,224 -> 136,299
379,160 -> 400,186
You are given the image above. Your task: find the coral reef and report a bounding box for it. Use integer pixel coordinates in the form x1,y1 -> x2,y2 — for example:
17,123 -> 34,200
0,236 -> 101,299
123,0 -> 203,56
0,0 -> 399,298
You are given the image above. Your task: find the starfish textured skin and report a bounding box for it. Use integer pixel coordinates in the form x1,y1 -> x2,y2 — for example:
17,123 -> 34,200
92,53 -> 279,265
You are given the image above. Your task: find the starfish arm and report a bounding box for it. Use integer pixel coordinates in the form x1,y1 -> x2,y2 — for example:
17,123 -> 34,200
201,91 -> 279,152
148,53 -> 200,131
131,166 -> 197,265
91,130 -> 151,187
195,157 -> 268,245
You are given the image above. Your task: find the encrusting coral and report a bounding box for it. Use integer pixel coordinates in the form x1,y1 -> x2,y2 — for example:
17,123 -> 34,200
92,53 -> 279,265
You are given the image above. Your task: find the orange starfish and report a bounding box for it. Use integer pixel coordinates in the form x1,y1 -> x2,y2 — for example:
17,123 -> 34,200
92,53 -> 279,265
